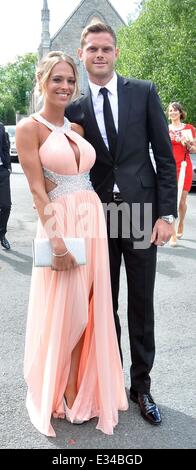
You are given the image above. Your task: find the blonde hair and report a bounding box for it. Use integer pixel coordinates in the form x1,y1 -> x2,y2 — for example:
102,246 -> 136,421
36,51 -> 80,100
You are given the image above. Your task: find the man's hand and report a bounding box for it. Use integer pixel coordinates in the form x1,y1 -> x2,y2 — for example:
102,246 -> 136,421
151,218 -> 174,246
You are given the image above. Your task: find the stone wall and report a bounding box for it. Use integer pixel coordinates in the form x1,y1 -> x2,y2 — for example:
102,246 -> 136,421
50,0 -> 124,92
30,0 -> 125,111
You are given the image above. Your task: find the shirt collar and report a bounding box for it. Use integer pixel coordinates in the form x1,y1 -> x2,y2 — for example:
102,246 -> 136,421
89,72 -> 117,99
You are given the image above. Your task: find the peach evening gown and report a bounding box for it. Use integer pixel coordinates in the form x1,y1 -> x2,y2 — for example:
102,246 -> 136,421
24,113 -> 128,437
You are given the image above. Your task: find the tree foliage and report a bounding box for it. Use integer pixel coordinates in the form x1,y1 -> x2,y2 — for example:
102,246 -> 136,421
117,0 -> 196,124
0,53 -> 37,124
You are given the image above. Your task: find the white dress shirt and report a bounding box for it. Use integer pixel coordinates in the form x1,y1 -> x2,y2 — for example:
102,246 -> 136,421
89,72 -> 120,192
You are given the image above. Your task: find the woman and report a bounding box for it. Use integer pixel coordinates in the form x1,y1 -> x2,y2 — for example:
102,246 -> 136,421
16,51 -> 128,437
168,102 -> 196,246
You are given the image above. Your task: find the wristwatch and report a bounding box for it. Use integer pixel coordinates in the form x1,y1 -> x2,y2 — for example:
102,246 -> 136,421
160,215 -> 175,224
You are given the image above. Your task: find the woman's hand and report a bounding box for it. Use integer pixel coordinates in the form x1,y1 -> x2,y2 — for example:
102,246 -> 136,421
188,139 -> 196,153
51,251 -> 78,271
184,140 -> 193,151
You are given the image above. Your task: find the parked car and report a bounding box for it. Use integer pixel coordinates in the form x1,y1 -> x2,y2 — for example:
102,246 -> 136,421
5,125 -> 18,162
190,153 -> 196,188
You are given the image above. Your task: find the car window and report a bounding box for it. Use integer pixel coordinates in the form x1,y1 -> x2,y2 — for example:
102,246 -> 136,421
5,126 -> 16,138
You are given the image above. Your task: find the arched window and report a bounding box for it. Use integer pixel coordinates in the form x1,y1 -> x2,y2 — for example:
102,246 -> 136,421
84,11 -> 107,26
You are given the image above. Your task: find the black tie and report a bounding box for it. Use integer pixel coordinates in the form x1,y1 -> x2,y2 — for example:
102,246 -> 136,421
99,87 -> 117,158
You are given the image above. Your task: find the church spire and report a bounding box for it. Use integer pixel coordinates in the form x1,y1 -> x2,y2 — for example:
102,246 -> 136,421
43,0 -> 49,9
40,0 -> 50,58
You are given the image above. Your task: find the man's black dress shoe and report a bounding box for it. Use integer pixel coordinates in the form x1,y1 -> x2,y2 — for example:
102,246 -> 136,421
0,236 -> 10,250
130,388 -> 161,425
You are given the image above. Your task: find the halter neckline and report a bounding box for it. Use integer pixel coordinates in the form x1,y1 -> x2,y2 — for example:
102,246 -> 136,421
32,113 -> 71,132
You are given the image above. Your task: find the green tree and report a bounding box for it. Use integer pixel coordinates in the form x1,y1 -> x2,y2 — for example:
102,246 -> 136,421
117,0 -> 196,124
0,53 -> 37,124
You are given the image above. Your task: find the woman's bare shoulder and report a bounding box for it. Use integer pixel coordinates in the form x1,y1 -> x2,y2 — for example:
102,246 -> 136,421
16,117 -> 40,144
16,116 -> 38,132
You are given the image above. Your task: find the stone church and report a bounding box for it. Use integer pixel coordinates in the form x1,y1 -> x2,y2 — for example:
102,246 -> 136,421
31,0 -> 125,111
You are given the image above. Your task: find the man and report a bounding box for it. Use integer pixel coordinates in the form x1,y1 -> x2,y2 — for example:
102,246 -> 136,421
65,23 -> 177,425
0,123 -> 11,249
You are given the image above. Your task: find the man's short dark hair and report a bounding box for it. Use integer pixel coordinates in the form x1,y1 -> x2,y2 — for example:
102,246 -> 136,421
80,22 -> 117,48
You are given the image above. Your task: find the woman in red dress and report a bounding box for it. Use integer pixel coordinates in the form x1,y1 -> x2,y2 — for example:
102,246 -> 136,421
168,102 -> 196,246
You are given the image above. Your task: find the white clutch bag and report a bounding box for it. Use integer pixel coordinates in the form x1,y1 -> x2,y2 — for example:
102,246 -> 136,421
32,237 -> 86,267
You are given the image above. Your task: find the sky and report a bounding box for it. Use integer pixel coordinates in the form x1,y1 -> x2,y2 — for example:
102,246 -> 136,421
0,0 -> 137,65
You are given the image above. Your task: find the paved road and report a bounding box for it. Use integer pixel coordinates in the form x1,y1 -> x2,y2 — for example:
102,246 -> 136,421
0,164 -> 196,450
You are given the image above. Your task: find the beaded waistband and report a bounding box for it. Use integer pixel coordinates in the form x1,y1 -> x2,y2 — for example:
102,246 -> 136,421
43,168 -> 94,200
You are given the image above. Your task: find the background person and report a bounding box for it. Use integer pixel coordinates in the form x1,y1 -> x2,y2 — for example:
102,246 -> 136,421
168,102 -> 196,246
66,22 -> 178,425
16,51 -> 128,437
0,122 -> 11,250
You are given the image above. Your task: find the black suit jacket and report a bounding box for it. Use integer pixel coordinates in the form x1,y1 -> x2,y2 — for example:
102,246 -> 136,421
0,123 -> 11,169
66,75 -> 177,220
